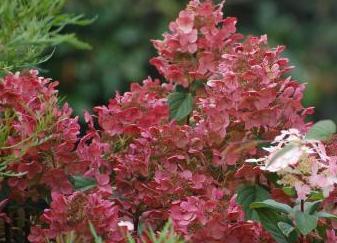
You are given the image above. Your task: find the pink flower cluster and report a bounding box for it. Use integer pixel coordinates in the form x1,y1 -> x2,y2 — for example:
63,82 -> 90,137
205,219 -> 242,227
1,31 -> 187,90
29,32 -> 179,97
197,36 -> 313,144
94,78 -> 171,137
28,192 -> 125,243
1,0 -> 336,242
0,70 -> 80,200
169,195 -> 272,242
151,0 -> 314,164
151,0 -> 238,87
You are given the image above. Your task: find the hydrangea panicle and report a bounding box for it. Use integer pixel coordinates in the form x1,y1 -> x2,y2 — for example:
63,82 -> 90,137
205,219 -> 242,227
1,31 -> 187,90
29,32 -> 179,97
29,192 -> 125,243
1,0 -> 336,242
0,70 -> 80,200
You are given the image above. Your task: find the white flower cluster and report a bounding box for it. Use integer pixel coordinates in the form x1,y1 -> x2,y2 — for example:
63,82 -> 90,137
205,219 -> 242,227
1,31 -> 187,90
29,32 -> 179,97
246,129 -> 337,198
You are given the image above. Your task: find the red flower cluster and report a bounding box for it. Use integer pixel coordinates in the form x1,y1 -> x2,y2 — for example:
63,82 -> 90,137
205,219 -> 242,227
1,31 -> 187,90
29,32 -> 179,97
28,192 -> 125,243
170,195 -> 272,242
195,35 -> 313,147
151,0 -> 238,87
94,78 -> 171,137
1,0 -> 336,242
0,70 -> 80,200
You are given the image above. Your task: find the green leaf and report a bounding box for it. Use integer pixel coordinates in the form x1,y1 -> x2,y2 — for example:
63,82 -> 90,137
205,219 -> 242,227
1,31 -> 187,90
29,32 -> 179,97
236,184 -> 270,220
250,199 -> 292,214
174,85 -> 189,93
294,201 -> 322,215
278,222 -> 295,237
0,0 -> 93,74
168,91 -> 193,121
127,233 -> 136,243
190,80 -> 204,93
69,175 -> 96,191
282,187 -> 296,197
305,201 -> 322,214
309,191 -> 324,201
294,211 -> 318,235
89,221 -> 104,243
265,173 -> 280,184
146,220 -> 184,243
316,223 -> 329,242
305,120 -> 336,141
255,208 -> 294,243
316,211 -> 337,220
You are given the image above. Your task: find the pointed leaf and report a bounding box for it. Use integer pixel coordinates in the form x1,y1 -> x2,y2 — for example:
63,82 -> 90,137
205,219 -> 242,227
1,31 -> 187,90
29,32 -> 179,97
282,187 -> 296,197
305,201 -> 322,214
89,221 -> 104,243
250,199 -> 292,214
293,201 -> 322,215
278,222 -> 295,237
236,184 -> 270,220
69,175 -> 96,191
305,120 -> 336,141
309,191 -> 324,201
190,80 -> 204,93
255,208 -> 295,243
168,91 -> 193,121
316,212 -> 337,220
294,211 -> 318,235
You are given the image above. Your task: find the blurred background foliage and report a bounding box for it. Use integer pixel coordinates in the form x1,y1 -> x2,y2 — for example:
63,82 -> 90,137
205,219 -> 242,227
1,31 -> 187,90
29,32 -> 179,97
42,0 -> 337,121
0,0 -> 93,77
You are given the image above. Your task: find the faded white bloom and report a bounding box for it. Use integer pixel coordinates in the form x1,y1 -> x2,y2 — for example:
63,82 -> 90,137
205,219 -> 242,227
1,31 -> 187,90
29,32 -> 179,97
118,220 -> 134,231
245,128 -> 337,198
261,145 -> 303,172
246,128 -> 327,172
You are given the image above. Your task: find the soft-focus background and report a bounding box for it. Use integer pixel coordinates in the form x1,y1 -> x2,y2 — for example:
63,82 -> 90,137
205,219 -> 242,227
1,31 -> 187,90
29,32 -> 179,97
42,0 -> 337,121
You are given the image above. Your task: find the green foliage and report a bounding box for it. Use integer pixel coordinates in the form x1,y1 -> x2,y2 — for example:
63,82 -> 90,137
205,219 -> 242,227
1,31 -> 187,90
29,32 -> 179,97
254,208 -> 296,243
250,199 -> 292,214
0,110 -> 15,177
126,220 -> 184,243
168,88 -> 193,122
0,101 -> 56,178
251,201 -> 298,242
249,197 -> 337,241
316,212 -> 337,220
89,222 -> 104,243
277,222 -> 295,238
308,191 -> 324,201
0,0 -> 93,76
146,220 -> 184,243
90,220 -> 184,243
304,201 -> 322,215
69,175 -> 97,192
294,211 -> 318,235
236,184 -> 270,220
282,187 -> 296,197
305,120 -> 337,141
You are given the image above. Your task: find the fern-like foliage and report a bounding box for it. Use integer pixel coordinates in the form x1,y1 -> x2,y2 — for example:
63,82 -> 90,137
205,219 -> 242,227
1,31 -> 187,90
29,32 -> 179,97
127,221 -> 184,243
0,0 -> 93,76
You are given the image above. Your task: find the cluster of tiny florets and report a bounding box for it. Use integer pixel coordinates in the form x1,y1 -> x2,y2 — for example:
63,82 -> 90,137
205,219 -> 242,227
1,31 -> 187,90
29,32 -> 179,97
0,1 -> 336,242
